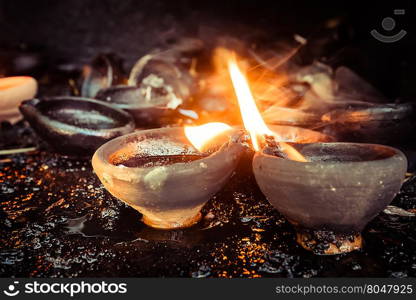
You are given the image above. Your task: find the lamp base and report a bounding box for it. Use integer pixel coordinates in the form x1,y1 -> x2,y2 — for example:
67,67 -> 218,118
142,212 -> 202,230
296,230 -> 363,255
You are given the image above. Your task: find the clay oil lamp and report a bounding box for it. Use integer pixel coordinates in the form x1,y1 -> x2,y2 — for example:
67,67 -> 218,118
321,102 -> 414,145
227,57 -> 407,255
0,76 -> 37,123
95,85 -> 181,127
94,52 -> 197,127
92,123 -> 245,229
19,96 -> 135,156
265,124 -> 333,144
127,53 -> 195,105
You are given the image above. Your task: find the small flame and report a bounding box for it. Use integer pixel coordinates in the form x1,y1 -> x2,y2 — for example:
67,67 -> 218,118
184,122 -> 232,152
228,55 -> 306,162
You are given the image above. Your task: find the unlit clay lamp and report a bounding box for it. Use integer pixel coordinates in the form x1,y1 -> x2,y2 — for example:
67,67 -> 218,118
0,76 -> 37,123
253,142 -> 407,255
19,97 -> 135,156
92,124 -> 245,229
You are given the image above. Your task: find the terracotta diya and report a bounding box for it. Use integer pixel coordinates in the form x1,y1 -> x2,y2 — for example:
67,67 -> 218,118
253,142 -> 407,254
92,124 -> 245,229
321,102 -> 414,145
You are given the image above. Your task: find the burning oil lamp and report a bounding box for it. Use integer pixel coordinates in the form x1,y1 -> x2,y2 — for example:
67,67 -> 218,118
92,124 -> 245,229
0,76 -> 37,123
253,143 -> 407,254
227,56 -> 408,255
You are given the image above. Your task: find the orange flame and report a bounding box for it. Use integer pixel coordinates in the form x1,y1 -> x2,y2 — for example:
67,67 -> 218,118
184,122 -> 232,152
228,56 -> 307,162
228,57 -> 273,151
183,52 -> 306,162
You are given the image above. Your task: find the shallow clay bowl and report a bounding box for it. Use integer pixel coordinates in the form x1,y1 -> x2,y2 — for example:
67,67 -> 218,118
92,127 -> 244,229
19,96 -> 135,156
95,85 -> 177,127
253,142 -> 407,233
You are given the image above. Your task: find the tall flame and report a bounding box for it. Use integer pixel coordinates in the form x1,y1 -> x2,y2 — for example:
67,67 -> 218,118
228,58 -> 273,151
228,56 -> 307,162
184,122 -> 232,152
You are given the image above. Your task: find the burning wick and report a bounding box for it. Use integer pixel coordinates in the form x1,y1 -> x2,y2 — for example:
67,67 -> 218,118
227,56 -> 306,162
185,122 -> 232,152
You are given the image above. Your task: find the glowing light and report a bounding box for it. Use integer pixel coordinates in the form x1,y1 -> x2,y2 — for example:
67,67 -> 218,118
228,58 -> 272,151
184,122 -> 232,152
227,55 -> 306,162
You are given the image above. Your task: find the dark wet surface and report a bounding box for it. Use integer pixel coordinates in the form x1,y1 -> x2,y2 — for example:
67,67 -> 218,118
1,125 -> 416,278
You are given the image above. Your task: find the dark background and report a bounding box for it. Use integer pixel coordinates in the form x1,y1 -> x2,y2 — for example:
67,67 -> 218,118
0,0 -> 415,97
